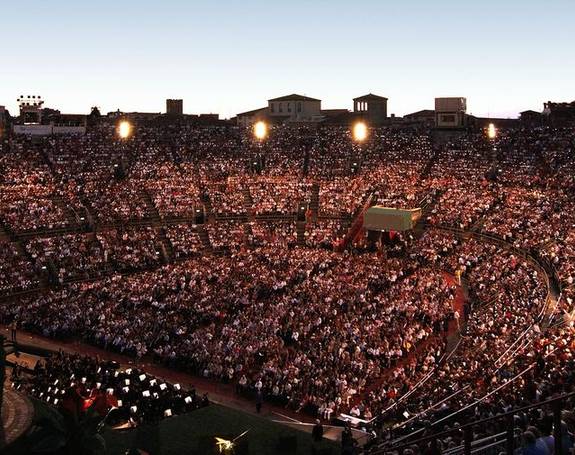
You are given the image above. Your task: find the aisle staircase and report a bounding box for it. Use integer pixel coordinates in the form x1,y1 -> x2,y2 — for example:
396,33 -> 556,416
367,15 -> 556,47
200,187 -> 214,221
53,196 -> 81,228
420,146 -> 441,179
303,149 -> 310,176
241,186 -> 254,220
78,196 -> 97,229
309,183 -> 320,218
157,227 -> 175,263
0,221 -> 9,242
336,193 -> 374,252
296,221 -> 306,247
197,225 -> 212,251
243,222 -> 254,246
141,190 -> 162,224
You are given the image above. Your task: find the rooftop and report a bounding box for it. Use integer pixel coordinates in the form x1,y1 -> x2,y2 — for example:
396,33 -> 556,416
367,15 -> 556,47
237,107 -> 267,117
353,93 -> 388,101
268,94 -> 321,102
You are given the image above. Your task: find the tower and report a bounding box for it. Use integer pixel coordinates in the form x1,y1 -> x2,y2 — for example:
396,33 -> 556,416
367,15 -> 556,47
353,94 -> 388,124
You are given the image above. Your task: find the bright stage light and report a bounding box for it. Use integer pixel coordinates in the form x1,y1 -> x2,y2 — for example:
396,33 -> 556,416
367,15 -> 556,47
253,121 -> 267,140
487,123 -> 497,139
215,430 -> 249,454
353,122 -> 368,142
117,120 -> 132,139
215,437 -> 235,453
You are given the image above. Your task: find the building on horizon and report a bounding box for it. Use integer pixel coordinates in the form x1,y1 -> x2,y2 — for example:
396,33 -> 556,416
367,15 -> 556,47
268,94 -> 322,122
435,97 -> 467,129
236,93 -> 322,126
543,101 -> 575,126
235,107 -> 267,127
403,109 -> 435,127
12,96 -> 87,136
520,110 -> 543,127
236,92 -> 390,127
353,93 -> 388,125
166,99 -> 183,116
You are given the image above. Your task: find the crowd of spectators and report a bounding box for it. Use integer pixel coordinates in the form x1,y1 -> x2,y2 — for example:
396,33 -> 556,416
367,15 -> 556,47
1,123 -> 575,451
96,227 -> 162,272
0,239 -> 39,295
3,231 -> 458,420
26,233 -> 108,282
165,225 -> 203,259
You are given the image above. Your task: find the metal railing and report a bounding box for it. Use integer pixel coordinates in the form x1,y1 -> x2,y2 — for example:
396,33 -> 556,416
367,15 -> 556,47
370,391 -> 575,455
366,225 -> 561,453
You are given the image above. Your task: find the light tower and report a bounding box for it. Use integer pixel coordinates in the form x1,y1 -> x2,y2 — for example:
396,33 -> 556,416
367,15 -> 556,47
487,123 -> 497,140
253,121 -> 268,141
117,120 -> 133,140
351,121 -> 368,174
352,121 -> 368,143
251,121 -> 268,174
17,95 -> 44,124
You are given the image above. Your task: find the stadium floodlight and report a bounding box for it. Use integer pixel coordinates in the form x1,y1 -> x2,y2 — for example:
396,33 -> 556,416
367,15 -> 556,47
117,120 -> 132,139
487,123 -> 497,139
253,121 -> 268,140
353,121 -> 368,142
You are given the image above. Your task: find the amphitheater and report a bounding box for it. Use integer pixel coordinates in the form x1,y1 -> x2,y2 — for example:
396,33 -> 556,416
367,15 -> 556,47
1,123 -> 574,454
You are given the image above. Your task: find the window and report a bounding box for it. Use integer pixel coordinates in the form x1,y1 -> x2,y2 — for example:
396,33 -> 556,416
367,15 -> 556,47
270,103 -> 274,113
297,102 -> 302,113
279,103 -> 283,113
288,102 -> 291,113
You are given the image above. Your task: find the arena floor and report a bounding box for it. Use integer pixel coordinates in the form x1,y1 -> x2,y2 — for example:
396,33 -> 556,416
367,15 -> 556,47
0,383 -> 34,450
